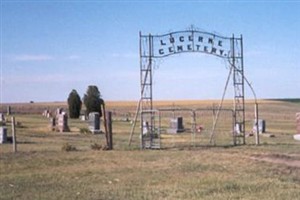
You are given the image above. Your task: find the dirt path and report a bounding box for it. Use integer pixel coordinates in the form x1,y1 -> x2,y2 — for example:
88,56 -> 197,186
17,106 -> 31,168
250,153 -> 300,168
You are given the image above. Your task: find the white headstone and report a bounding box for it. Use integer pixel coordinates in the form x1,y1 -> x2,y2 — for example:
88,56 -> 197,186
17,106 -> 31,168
0,113 -> 5,122
142,121 -> 149,135
0,127 -> 7,144
235,123 -> 241,134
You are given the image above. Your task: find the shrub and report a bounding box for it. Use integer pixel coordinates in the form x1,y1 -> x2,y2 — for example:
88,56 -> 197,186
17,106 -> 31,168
90,143 -> 102,150
83,85 -> 104,116
79,128 -> 91,134
67,89 -> 82,119
61,143 -> 77,152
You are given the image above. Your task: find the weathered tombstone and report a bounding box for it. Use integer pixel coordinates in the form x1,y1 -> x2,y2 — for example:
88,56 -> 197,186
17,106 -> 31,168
88,112 -> 100,134
42,109 -> 50,117
49,117 -> 56,131
253,119 -> 266,134
142,121 -> 149,135
46,112 -> 51,118
80,115 -> 86,121
235,123 -> 241,134
56,114 -> 69,132
0,113 -> 5,125
0,127 -> 7,144
7,106 -> 11,115
56,108 -> 63,116
168,117 -> 184,134
296,113 -> 300,134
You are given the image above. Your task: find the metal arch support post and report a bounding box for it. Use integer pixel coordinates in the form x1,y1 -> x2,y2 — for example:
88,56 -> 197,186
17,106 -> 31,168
129,33 -> 155,149
128,98 -> 142,146
139,33 -> 156,149
209,62 -> 233,145
232,35 -> 246,145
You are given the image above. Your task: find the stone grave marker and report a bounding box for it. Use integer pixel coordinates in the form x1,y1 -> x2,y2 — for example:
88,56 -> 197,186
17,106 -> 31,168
7,106 -> 11,115
253,119 -> 266,134
0,113 -> 5,124
49,117 -> 56,131
142,121 -> 149,135
296,113 -> 300,134
56,113 -> 69,132
168,117 -> 184,134
88,112 -> 100,134
0,127 -> 7,144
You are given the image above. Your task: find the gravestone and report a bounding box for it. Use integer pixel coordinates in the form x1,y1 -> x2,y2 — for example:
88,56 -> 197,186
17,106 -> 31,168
0,113 -> 5,124
253,119 -> 266,134
49,117 -> 56,131
235,123 -> 241,134
56,108 -> 63,116
7,106 -> 11,115
80,115 -> 87,121
0,127 -> 7,144
46,112 -> 51,118
88,112 -> 100,134
296,113 -> 300,134
42,109 -> 51,118
56,113 -> 69,132
142,121 -> 150,135
168,117 -> 184,134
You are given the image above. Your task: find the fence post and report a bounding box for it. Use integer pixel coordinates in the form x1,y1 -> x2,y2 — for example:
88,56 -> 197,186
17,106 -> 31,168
11,117 -> 17,152
106,111 -> 113,150
255,103 -> 260,145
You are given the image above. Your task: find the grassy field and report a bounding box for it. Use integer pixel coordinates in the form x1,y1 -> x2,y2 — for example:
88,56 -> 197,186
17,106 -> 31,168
0,100 -> 299,199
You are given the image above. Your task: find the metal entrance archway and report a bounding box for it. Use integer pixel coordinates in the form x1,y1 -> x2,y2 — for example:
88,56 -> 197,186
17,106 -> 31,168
134,28 -> 245,149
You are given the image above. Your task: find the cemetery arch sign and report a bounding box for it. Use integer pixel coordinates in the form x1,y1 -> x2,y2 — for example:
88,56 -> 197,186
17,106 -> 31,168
138,28 -> 245,149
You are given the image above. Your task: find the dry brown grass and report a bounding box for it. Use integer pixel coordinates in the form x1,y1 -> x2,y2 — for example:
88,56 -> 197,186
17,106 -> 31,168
0,99 -> 265,114
0,100 -> 300,199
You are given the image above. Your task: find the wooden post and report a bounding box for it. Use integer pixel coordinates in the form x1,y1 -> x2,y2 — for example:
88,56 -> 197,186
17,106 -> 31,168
102,103 -> 109,148
192,110 -> 196,148
11,117 -> 17,152
255,103 -> 260,145
106,111 -> 113,150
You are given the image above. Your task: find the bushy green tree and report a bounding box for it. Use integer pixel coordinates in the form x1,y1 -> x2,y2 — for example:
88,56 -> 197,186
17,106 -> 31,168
67,89 -> 82,118
83,85 -> 104,117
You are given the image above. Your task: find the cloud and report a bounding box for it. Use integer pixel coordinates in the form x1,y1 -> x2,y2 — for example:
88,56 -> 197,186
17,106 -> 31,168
110,52 -> 138,59
9,54 -> 82,62
65,55 -> 80,60
3,73 -> 88,84
13,54 -> 54,61
245,50 -> 265,57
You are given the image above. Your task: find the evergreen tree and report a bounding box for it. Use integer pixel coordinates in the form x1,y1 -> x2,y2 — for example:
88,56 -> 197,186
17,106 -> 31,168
67,89 -> 82,118
83,85 -> 104,117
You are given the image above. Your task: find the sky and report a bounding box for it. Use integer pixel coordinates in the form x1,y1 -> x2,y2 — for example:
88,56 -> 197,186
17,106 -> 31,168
1,0 -> 299,103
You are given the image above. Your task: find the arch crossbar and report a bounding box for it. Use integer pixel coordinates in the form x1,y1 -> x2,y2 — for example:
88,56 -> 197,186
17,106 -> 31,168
138,29 -> 245,149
